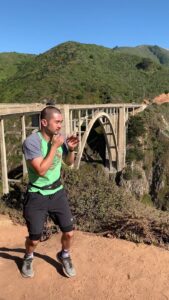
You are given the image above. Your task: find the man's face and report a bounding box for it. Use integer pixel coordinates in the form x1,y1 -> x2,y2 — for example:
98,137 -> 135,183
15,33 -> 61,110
42,112 -> 63,135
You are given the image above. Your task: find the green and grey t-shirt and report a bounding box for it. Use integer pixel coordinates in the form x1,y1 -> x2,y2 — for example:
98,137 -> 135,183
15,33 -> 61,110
23,131 -> 68,195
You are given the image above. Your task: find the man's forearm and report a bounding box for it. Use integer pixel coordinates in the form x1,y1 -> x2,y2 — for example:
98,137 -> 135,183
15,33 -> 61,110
64,150 -> 75,166
39,145 -> 57,176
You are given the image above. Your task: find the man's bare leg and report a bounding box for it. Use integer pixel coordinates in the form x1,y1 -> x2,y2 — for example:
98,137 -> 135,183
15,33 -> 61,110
21,237 -> 39,278
61,231 -> 74,251
25,237 -> 39,254
57,230 -> 76,277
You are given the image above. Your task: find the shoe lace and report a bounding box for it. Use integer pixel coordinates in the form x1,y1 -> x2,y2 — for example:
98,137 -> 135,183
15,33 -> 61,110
24,258 -> 33,270
63,257 -> 73,269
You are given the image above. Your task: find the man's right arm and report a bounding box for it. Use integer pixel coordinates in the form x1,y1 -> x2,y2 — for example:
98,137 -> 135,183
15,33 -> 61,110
28,144 -> 58,176
23,133 -> 64,177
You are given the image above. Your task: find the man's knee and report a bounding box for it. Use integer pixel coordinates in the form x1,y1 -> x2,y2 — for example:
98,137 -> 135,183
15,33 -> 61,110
27,234 -> 41,245
30,240 -> 39,247
63,230 -> 74,239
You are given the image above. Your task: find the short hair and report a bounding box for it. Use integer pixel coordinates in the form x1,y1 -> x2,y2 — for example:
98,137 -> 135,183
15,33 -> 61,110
40,106 -> 61,120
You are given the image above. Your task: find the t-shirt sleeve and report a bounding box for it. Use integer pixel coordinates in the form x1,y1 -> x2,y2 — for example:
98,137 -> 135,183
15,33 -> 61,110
22,134 -> 42,160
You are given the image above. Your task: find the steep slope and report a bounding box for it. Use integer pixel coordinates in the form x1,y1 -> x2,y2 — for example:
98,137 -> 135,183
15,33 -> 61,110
125,103 -> 169,210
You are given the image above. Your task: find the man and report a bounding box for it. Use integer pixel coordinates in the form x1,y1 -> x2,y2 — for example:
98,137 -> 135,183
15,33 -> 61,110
22,106 -> 79,278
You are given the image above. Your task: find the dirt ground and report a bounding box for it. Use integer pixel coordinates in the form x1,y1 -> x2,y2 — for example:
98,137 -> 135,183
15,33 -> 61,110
0,215 -> 169,300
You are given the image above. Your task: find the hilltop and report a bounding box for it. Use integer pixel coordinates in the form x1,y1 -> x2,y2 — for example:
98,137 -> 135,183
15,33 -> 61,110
113,45 -> 169,65
0,42 -> 169,104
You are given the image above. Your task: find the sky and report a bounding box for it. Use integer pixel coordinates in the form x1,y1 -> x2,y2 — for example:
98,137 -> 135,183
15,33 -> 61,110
0,0 -> 169,54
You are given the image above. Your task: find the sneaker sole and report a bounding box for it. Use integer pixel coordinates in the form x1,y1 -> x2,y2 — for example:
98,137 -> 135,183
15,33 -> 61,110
21,271 -> 34,278
56,254 -> 75,278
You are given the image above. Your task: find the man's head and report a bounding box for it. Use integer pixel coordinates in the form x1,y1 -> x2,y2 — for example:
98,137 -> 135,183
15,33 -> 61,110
40,106 -> 63,136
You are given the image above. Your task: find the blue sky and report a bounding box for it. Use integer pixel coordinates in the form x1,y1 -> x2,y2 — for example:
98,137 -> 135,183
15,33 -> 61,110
0,0 -> 169,54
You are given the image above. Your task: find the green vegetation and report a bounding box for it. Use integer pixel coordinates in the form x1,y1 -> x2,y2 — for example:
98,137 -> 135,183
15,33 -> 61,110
126,115 -> 145,163
0,42 -> 169,103
113,45 -> 169,66
141,194 -> 153,207
123,166 -> 142,180
0,52 -> 35,81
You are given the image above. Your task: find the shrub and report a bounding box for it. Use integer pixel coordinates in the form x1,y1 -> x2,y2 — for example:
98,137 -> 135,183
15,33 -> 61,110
127,115 -> 145,144
141,194 -> 153,206
126,147 -> 144,162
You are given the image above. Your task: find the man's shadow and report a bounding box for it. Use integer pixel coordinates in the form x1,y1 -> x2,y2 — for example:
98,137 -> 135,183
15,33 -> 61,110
0,247 -> 67,278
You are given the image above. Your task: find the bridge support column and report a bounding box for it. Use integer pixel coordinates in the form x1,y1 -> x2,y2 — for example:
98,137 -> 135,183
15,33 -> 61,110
117,107 -> 126,171
21,115 -> 27,177
108,114 -> 117,162
104,122 -> 116,172
61,104 -> 70,137
0,118 -> 9,194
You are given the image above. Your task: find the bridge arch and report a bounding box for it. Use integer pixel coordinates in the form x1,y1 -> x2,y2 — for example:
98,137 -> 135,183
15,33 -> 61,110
74,112 -> 119,172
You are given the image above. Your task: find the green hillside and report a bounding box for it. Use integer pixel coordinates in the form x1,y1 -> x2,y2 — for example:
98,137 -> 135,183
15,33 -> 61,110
113,45 -> 169,66
0,42 -> 169,104
0,52 -> 35,81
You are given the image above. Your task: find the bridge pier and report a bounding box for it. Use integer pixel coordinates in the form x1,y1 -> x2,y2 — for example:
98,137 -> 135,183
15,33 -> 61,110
108,111 -> 118,166
21,115 -> 27,177
0,118 -> 9,194
117,107 -> 126,171
60,104 -> 70,137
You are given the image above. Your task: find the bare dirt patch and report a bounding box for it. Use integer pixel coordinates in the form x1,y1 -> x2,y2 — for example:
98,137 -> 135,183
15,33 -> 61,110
0,215 -> 169,300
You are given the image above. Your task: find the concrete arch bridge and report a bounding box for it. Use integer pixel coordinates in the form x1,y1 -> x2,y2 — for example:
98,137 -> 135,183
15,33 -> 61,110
64,104 -> 146,172
0,103 -> 146,194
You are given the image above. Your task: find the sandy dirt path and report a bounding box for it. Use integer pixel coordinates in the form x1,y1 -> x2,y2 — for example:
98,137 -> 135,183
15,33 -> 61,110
0,215 -> 169,300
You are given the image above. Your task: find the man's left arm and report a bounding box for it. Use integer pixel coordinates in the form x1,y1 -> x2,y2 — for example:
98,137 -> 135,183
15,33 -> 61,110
63,135 -> 79,166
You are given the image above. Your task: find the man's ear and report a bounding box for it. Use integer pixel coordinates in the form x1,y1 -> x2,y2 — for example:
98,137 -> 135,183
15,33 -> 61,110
41,119 -> 48,127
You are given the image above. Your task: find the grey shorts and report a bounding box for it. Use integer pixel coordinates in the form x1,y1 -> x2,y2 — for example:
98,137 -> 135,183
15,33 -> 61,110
23,188 -> 74,240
